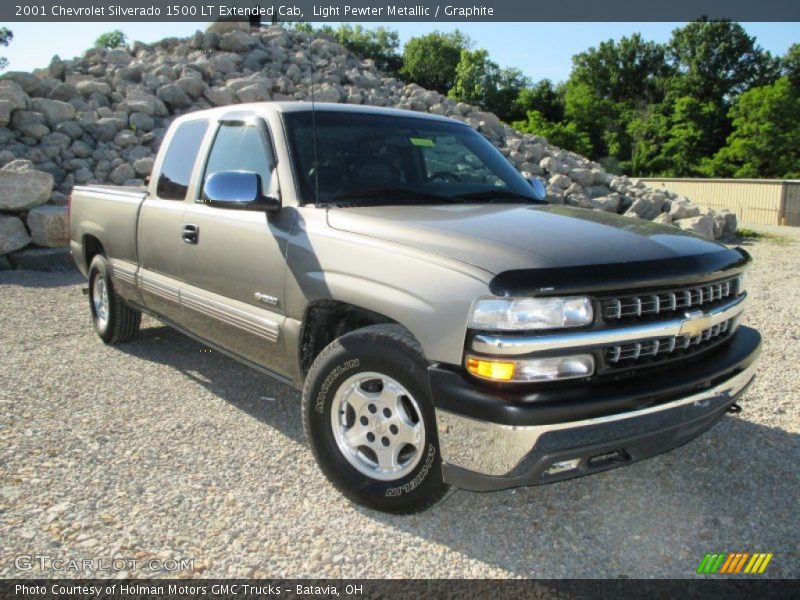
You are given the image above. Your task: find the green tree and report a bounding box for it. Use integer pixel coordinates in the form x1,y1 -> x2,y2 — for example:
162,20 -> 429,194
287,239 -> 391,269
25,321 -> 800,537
561,33 -> 673,164
94,29 -> 127,49
402,30 -> 471,93
782,43 -> 800,88
512,110 -> 593,156
631,94 -> 720,176
0,27 -> 13,71
514,80 -> 565,123
319,24 -> 402,75
570,33 -> 672,106
707,77 -> 800,178
448,48 -> 530,121
667,19 -> 779,103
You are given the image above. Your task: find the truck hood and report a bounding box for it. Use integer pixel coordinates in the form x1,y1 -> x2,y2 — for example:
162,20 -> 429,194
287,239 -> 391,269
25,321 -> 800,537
327,203 -> 747,292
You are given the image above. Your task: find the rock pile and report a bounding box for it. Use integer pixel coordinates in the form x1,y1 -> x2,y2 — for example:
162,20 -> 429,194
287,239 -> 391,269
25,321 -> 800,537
0,24 -> 736,268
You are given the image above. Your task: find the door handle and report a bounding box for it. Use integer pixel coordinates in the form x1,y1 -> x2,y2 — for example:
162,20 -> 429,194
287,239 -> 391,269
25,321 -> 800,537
182,223 -> 199,244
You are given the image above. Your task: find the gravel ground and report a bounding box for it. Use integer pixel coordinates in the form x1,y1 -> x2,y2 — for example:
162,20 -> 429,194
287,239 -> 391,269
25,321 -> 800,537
1,229 -> 798,580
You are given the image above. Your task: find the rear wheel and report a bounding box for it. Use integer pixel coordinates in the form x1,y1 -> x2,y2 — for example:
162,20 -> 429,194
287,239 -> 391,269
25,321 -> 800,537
302,324 -> 448,513
88,255 -> 141,344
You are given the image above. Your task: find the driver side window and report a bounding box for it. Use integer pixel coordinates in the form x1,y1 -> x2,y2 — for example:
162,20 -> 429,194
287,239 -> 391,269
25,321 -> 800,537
203,122 -> 272,196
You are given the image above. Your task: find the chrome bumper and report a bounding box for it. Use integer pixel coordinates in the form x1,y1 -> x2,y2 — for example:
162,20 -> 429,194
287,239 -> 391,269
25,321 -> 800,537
436,359 -> 757,485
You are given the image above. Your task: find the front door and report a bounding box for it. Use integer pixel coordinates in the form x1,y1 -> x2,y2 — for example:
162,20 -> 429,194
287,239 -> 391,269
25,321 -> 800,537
178,116 -> 296,376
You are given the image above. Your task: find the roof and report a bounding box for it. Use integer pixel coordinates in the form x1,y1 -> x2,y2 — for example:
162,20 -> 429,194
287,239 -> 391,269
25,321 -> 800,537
174,101 -> 464,126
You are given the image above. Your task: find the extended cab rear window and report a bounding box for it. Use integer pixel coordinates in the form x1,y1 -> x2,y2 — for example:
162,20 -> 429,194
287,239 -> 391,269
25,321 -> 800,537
156,120 -> 208,200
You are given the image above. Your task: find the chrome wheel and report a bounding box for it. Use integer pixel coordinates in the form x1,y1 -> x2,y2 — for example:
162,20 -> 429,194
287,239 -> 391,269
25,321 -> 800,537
330,371 -> 426,481
92,275 -> 109,330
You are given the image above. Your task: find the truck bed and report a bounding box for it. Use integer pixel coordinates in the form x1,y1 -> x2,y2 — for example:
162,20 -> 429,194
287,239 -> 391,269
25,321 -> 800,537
69,185 -> 148,276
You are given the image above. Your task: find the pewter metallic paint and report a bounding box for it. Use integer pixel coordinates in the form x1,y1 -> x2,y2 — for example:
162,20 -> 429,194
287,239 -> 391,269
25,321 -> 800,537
69,102 -> 737,388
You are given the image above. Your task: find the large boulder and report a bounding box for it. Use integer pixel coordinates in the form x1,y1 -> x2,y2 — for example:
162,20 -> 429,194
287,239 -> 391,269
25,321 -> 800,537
676,214 -> 715,239
26,205 -> 69,247
30,98 -> 76,127
0,160 -> 54,211
0,79 -> 29,111
1,71 -> 43,96
219,30 -> 256,53
10,110 -> 50,139
0,215 -> 31,255
669,198 -> 701,220
156,84 -> 193,109
625,196 -> 665,220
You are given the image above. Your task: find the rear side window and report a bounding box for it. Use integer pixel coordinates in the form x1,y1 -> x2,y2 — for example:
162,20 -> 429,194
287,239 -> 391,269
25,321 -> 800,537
156,120 -> 208,200
203,122 -> 272,194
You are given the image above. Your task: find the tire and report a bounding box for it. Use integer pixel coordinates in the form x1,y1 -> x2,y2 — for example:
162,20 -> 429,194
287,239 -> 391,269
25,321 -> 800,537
302,324 -> 448,513
88,254 -> 141,344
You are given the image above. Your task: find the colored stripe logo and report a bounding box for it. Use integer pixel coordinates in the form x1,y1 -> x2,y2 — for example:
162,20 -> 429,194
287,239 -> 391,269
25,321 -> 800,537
696,552 -> 773,574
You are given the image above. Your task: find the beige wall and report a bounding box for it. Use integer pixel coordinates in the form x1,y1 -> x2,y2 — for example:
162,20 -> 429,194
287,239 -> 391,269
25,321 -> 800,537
640,178 -> 800,227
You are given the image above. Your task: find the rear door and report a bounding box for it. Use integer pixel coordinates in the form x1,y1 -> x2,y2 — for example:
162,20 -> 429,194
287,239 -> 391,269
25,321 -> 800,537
137,118 -> 209,323
178,114 -> 295,375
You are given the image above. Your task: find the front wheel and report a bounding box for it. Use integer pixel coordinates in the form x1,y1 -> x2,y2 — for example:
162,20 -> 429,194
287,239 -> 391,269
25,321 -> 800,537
302,324 -> 448,513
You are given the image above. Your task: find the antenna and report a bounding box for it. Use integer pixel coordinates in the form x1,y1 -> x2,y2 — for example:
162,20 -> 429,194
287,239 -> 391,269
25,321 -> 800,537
309,23 -> 320,206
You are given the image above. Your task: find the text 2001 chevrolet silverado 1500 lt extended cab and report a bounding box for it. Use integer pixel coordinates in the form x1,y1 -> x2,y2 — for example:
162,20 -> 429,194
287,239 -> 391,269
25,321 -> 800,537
69,103 -> 761,513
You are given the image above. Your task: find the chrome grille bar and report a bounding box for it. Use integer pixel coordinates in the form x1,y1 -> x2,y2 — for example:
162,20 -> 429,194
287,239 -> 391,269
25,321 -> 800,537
605,319 -> 732,365
602,277 -> 738,321
472,294 -> 747,356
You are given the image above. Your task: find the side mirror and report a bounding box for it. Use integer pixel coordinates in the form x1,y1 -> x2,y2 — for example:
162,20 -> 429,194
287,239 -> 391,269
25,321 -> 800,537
527,177 -> 547,201
203,171 -> 280,213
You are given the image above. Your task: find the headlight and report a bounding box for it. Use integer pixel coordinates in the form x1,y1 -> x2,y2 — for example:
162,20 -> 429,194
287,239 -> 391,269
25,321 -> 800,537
469,296 -> 593,331
466,354 -> 595,382
737,272 -> 747,295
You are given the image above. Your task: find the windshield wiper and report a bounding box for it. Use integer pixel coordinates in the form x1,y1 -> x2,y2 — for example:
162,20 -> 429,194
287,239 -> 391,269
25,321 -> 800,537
329,187 -> 453,205
452,189 -> 547,204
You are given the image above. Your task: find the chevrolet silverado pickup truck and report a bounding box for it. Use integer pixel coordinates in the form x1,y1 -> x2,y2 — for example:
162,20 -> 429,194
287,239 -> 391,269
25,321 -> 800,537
69,102 -> 761,513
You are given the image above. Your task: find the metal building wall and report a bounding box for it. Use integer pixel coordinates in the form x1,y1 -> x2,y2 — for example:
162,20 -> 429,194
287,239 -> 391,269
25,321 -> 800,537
639,178 -> 800,226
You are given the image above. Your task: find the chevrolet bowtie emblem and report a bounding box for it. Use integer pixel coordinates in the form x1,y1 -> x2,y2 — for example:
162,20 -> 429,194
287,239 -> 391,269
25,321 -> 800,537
679,309 -> 713,338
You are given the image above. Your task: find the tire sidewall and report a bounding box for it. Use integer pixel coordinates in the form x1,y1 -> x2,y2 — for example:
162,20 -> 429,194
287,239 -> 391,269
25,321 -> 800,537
304,333 -> 444,511
88,255 -> 114,342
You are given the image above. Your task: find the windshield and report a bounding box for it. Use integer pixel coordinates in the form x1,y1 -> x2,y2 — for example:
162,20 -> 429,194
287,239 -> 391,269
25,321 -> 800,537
282,110 -> 542,206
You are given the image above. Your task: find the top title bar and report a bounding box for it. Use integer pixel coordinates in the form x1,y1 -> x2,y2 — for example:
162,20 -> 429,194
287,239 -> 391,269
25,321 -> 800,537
4,0 -> 800,22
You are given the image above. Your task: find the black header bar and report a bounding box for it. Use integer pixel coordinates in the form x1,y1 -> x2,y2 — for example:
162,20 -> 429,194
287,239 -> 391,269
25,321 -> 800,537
3,0 -> 800,22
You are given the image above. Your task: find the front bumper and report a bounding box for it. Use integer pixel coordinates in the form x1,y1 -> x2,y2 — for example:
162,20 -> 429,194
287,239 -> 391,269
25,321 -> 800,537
431,326 -> 761,491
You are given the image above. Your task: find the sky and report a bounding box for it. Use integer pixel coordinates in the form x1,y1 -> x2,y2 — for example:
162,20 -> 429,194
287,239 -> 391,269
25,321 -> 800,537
3,22 -> 798,84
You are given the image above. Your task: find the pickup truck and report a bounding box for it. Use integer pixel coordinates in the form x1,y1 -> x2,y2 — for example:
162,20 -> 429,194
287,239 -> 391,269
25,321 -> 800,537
69,102 -> 761,513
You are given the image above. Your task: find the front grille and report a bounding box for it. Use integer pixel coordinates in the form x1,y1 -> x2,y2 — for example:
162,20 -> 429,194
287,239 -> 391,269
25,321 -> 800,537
602,277 -> 737,321
604,318 -> 733,368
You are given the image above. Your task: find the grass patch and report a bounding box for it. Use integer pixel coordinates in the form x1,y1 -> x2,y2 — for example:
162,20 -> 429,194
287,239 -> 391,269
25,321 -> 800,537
735,227 -> 794,245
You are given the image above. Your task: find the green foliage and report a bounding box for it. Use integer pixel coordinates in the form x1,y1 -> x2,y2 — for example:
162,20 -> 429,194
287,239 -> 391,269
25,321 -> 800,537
448,48 -> 530,122
570,33 -> 672,106
0,27 -> 12,71
94,29 -> 127,49
319,24 -> 402,75
667,19 -> 779,103
512,110 -> 593,156
735,227 -> 765,239
514,80 -> 565,123
401,31 -> 470,93
782,43 -> 800,87
706,77 -> 800,178
629,92 -> 723,176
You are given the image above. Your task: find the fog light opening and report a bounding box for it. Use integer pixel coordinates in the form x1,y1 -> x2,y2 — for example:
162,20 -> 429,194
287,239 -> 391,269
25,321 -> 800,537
587,449 -> 630,467
544,458 -> 581,476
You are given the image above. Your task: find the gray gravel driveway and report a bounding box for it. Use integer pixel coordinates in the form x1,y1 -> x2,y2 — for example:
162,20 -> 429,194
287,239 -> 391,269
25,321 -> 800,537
1,230 -> 798,579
